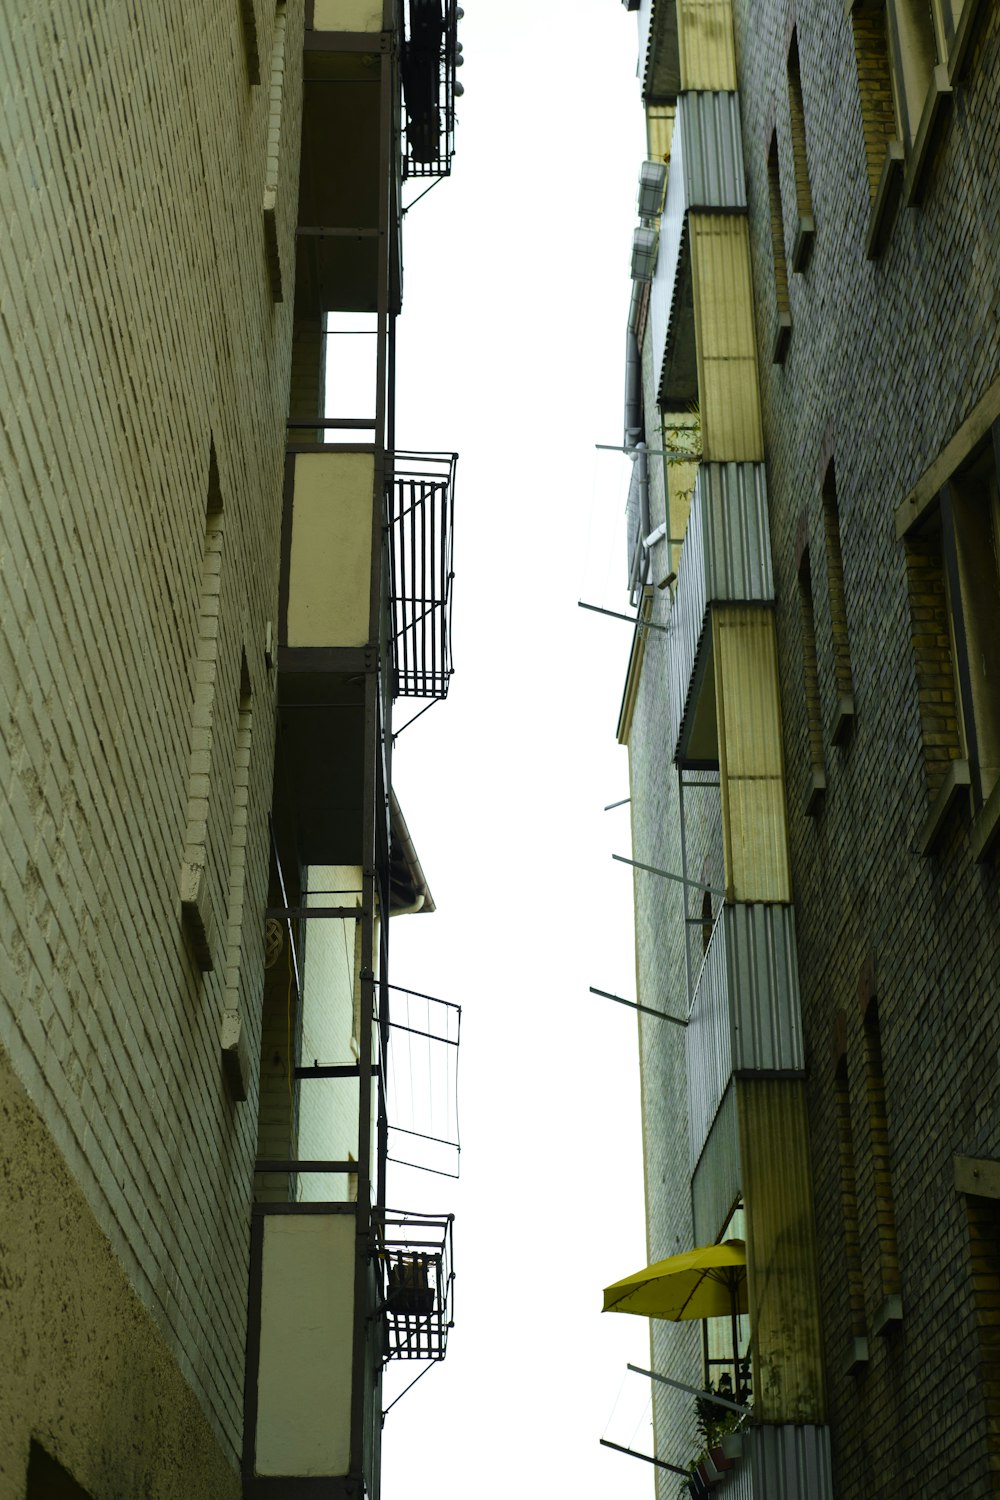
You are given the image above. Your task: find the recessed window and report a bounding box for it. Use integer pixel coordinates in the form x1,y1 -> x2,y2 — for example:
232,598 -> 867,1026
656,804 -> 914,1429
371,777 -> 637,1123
963,1188 -> 1000,1473
833,1048 -> 867,1358
796,548 -> 826,812
847,3 -> 904,256
885,0 -> 939,151
766,132 -> 791,364
821,461 -> 855,744
903,431 -> 1000,852
786,32 -> 815,270
862,1001 -> 902,1331
942,444 -> 1000,808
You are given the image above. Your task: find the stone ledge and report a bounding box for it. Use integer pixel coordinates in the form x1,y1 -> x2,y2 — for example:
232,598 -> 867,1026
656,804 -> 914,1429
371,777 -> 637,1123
180,862 -> 216,972
972,778 -> 1000,863
865,140 -> 904,261
831,692 -> 855,748
955,1154 -> 1000,1199
920,758 -> 970,856
873,1294 -> 903,1336
221,1010 -> 251,1102
792,214 -> 815,273
904,66 -> 953,207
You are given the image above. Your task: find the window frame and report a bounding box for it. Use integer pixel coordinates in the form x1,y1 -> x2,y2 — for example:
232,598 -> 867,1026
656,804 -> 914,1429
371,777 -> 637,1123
897,392 -> 1000,859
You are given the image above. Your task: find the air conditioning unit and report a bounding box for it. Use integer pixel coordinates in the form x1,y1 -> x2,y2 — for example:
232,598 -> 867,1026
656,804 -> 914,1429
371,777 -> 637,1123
637,159 -> 668,219
631,226 -> 660,282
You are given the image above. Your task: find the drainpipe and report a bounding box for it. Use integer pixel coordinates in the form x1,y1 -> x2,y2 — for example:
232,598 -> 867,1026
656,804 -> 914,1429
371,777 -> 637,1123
624,286 -> 643,451
627,441 -> 651,596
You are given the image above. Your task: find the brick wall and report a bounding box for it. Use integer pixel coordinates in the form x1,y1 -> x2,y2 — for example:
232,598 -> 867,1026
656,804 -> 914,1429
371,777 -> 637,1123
731,2 -> 1000,1491
0,0 -> 303,1476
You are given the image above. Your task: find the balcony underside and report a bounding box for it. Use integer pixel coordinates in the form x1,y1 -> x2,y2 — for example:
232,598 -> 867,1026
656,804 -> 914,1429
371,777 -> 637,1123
296,48 -> 397,315
274,666 -> 366,868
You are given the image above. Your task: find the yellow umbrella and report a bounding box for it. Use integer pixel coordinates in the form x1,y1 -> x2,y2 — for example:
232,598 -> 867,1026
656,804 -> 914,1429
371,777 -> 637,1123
602,1238 -> 747,1321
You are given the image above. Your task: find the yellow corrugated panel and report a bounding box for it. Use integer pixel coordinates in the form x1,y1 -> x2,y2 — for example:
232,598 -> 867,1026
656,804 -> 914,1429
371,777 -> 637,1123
714,607 -> 791,901
646,104 -> 675,164
737,1079 -> 827,1424
678,0 -> 737,91
690,216 -> 764,462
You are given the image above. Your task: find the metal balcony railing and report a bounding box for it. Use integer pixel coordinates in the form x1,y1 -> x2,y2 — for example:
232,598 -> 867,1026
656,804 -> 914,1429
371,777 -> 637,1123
388,452 -> 457,699
401,0 -> 460,179
375,1212 -> 455,1361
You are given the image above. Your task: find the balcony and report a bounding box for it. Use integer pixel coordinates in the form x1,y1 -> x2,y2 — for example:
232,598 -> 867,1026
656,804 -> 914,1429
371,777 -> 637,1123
687,902 -> 804,1173
636,0 -> 680,101
647,92 -> 747,412
401,0 -> 461,179
667,463 -> 773,763
389,452 -> 457,699
297,40 -> 392,319
376,1212 -> 455,1361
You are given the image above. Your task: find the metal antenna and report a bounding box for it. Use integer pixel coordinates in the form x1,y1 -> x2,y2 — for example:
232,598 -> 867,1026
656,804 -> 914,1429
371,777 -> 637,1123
613,853 -> 725,897
589,986 -> 687,1028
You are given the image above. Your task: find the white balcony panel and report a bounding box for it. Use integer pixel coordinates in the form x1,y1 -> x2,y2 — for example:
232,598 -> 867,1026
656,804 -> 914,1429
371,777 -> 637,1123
255,1211 -> 355,1477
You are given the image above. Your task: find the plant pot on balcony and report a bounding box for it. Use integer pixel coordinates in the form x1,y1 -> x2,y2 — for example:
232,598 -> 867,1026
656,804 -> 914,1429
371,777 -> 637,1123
387,1256 -> 435,1316
720,1431 -> 744,1461
697,1446 -> 735,1486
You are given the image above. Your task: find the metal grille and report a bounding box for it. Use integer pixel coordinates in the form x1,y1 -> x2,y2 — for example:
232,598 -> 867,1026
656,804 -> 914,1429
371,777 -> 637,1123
375,1212 -> 455,1362
389,452 -> 457,699
401,0 -> 459,179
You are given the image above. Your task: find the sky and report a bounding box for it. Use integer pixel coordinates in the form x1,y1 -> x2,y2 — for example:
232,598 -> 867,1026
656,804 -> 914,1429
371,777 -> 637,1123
377,4 -> 659,1496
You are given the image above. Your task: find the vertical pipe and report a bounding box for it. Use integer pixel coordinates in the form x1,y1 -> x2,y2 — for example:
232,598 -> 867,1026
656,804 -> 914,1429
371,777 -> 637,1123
352,667 -> 378,1475
375,53 -> 392,454
678,770 -> 693,1007
428,477 -> 434,693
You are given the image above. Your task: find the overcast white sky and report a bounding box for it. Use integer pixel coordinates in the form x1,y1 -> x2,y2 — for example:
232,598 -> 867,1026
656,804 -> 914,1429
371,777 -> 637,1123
378,5 -> 658,1496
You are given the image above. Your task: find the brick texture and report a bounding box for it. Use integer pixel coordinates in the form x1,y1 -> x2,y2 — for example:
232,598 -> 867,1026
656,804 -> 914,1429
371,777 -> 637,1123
731,0 -> 1000,1491
0,0 -> 303,1475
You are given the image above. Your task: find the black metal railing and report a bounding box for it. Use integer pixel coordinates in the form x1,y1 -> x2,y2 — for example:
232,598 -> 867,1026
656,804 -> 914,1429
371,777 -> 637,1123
374,1212 -> 455,1361
401,0 -> 460,179
388,452 -> 457,699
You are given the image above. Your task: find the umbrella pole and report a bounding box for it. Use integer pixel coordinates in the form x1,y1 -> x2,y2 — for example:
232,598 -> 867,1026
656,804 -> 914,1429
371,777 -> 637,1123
730,1281 -> 740,1394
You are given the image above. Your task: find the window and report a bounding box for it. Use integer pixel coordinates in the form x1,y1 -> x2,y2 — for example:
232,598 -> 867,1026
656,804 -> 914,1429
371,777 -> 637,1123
848,0 -> 903,258
832,1028 -> 868,1366
821,461 -> 855,744
885,0 -> 939,152
957,1163 -> 1000,1478
238,0 -> 261,85
263,3 -> 289,300
180,443 -> 225,973
900,414 -> 1000,857
861,999 -> 902,1333
785,32 -> 815,270
796,548 -> 826,813
766,132 -> 791,364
